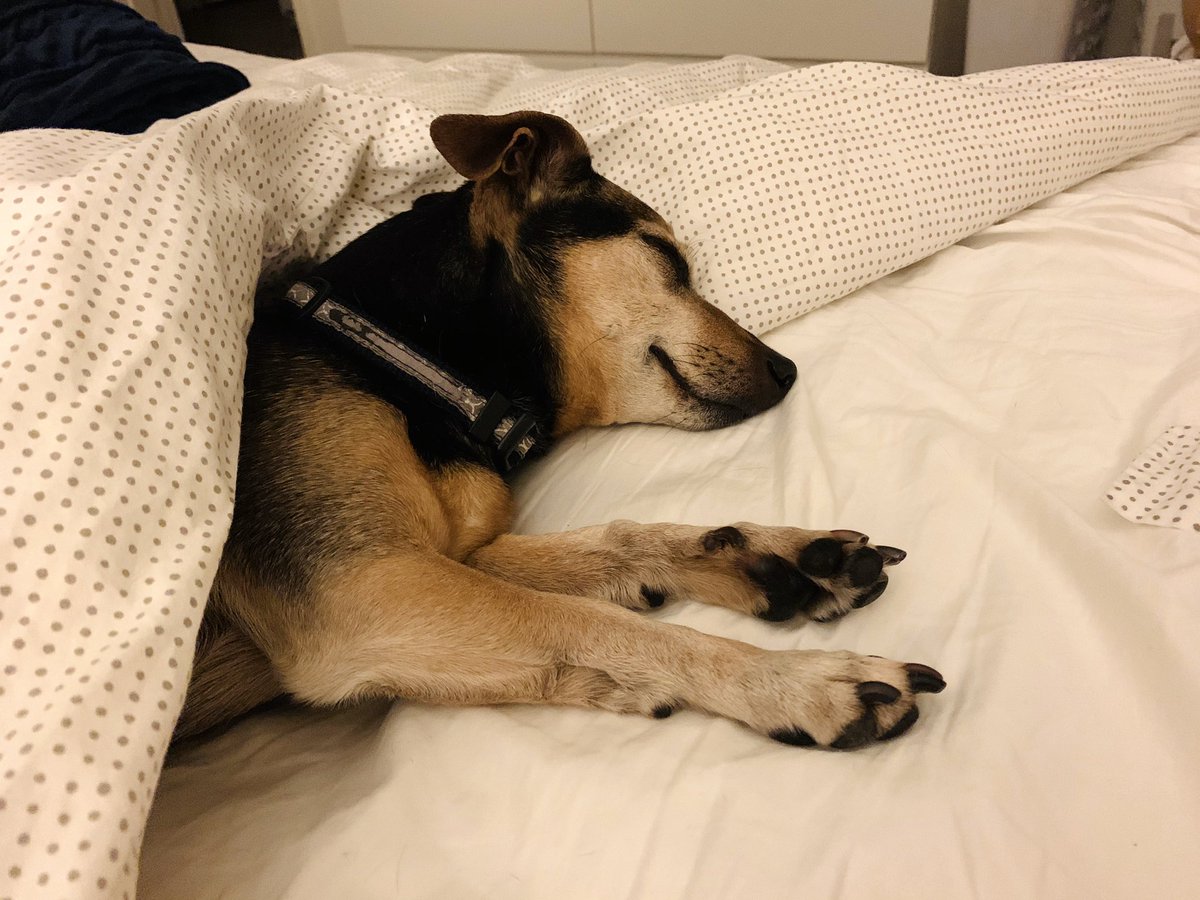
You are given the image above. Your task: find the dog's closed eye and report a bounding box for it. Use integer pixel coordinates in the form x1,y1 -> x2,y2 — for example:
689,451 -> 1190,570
638,233 -> 691,290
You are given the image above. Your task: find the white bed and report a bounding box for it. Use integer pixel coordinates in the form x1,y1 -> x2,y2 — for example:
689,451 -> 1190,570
2,47 -> 1199,899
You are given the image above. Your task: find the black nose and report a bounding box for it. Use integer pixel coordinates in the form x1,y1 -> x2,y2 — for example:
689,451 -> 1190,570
765,347 -> 797,391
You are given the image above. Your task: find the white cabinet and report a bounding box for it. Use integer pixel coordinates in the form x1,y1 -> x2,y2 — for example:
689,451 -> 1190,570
592,0 -> 934,65
338,0 -> 592,54
293,0 -> 942,68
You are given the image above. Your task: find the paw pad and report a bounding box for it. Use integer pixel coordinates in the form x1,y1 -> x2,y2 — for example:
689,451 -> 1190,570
745,553 -> 822,621
878,706 -> 920,741
798,537 -> 843,577
769,726 -> 817,746
845,546 -> 884,587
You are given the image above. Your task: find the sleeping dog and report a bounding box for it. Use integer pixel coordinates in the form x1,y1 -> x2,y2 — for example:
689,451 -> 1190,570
178,112 -> 945,749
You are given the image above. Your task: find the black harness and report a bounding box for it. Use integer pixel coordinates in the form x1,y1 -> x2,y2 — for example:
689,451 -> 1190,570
285,277 -> 546,474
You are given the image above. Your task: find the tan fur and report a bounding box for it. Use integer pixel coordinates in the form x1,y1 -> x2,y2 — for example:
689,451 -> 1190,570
467,180 -> 522,250
430,463 -> 513,560
272,374 -> 455,555
469,521 -> 876,619
227,546 -> 924,745
549,236 -> 664,431
432,111 -> 591,251
551,233 -> 778,432
176,616 -> 281,742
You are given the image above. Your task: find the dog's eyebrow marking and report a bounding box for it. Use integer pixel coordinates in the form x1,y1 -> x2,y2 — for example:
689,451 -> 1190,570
638,232 -> 690,289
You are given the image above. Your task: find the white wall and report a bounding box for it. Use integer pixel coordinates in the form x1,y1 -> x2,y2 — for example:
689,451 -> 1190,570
119,0 -> 183,37
964,0 -> 1076,73
1143,0 -> 1186,54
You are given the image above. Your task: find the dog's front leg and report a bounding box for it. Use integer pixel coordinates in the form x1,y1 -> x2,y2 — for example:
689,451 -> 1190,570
467,522 -> 905,623
257,551 -> 942,748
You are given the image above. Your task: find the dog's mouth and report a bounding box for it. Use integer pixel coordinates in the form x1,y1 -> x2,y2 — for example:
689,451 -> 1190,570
649,343 -> 750,428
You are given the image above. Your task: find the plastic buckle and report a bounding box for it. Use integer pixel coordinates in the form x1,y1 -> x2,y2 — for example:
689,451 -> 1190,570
495,413 -> 539,473
293,277 -> 332,319
469,392 -> 513,443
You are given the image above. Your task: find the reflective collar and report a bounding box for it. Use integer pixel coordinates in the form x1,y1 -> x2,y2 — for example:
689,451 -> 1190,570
285,278 -> 544,474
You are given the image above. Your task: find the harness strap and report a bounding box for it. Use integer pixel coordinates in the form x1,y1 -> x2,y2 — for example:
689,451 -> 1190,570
285,277 -> 544,473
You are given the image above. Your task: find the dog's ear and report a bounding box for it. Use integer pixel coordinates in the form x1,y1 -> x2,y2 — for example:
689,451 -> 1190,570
430,111 -> 589,188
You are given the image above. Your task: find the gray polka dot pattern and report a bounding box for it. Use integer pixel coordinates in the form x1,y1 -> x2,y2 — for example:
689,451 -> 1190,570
2,53 -> 1200,896
1108,425 -> 1200,532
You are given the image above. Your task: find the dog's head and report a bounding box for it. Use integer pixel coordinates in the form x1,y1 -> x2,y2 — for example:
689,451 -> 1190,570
428,111 -> 797,434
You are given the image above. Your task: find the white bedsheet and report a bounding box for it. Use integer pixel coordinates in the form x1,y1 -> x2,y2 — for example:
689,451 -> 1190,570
140,130 -> 1200,898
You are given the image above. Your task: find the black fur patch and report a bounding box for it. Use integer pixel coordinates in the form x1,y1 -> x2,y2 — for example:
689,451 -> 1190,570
640,586 -> 667,609
745,553 -> 822,622
281,184 -> 562,471
830,710 -> 878,750
639,232 -> 690,289
701,525 -> 746,553
519,192 -> 638,254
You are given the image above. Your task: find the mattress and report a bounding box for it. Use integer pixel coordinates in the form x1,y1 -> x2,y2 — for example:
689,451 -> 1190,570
1,45 -> 1198,899
140,120 -> 1200,897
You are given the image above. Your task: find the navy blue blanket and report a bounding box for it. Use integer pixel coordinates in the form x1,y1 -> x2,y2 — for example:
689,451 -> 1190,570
0,0 -> 249,134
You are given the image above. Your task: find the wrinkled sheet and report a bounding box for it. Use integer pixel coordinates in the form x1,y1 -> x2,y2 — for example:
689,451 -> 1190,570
3,48 -> 1200,899
141,130 -> 1200,899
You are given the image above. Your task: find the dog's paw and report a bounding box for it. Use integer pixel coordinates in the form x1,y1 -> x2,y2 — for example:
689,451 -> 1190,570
739,651 -> 945,749
701,525 -> 906,623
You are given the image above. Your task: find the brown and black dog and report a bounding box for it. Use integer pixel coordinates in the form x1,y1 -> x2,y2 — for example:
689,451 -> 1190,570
178,111 -> 945,749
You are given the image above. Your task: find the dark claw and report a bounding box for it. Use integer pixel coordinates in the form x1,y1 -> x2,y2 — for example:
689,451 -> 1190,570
798,538 -> 843,578
876,545 -> 907,565
857,681 -> 901,706
845,547 -> 884,587
640,586 -> 666,609
878,705 -> 920,741
830,529 -> 868,543
851,574 -> 888,609
904,663 -> 946,694
769,727 -> 817,747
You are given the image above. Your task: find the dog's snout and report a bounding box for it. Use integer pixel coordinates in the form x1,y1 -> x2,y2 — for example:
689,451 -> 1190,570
765,348 -> 797,392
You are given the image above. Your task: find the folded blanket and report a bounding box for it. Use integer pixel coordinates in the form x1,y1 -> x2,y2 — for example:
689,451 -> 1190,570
0,0 -> 248,134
